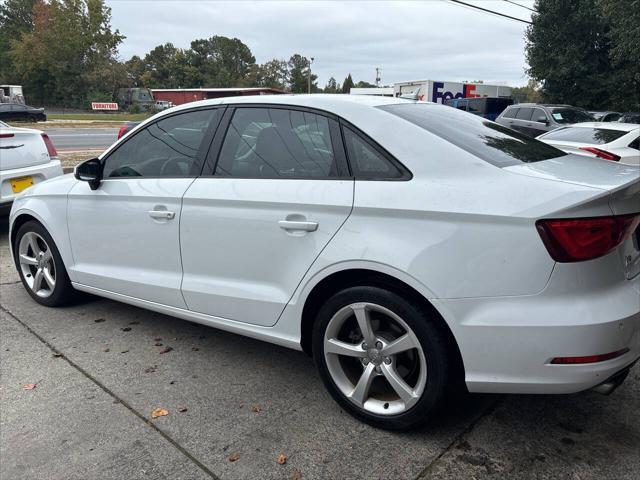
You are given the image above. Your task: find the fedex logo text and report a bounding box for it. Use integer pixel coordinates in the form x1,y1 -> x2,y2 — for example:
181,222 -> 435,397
432,82 -> 478,103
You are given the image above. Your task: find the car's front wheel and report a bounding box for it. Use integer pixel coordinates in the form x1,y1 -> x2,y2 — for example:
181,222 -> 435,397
14,220 -> 77,306
312,286 -> 452,431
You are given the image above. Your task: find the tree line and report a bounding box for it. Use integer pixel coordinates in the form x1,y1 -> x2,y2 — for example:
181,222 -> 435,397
1,0 -> 638,111
0,0 -> 375,108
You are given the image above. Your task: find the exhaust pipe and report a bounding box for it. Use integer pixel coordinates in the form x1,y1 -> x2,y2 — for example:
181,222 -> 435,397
591,366 -> 632,395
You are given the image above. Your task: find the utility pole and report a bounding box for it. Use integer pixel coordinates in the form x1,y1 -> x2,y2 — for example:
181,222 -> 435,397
375,67 -> 381,87
308,57 -> 314,94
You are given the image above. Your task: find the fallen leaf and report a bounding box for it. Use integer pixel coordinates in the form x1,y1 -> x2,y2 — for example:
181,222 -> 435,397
94,318 -> 105,323
228,453 -> 240,462
277,454 -> 287,465
102,348 -> 110,352
192,347 -> 199,351
151,407 -> 169,419
121,327 -> 132,332
251,405 -> 262,413
178,406 -> 188,413
154,342 -> 163,347
169,380 -> 176,385
144,366 -> 157,373
291,469 -> 302,480
129,321 -> 140,325
154,337 -> 162,341
120,350 -> 129,354
159,346 -> 173,354
22,383 -> 36,390
52,353 -> 63,358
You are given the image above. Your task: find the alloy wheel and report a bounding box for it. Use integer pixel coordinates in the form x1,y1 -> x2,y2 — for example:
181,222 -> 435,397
18,231 -> 56,298
323,302 -> 427,415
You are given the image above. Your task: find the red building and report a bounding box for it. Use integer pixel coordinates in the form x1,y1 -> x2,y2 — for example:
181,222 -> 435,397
151,87 -> 287,106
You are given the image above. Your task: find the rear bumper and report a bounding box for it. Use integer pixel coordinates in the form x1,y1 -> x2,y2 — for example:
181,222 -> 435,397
0,159 -> 63,207
435,256 -> 640,394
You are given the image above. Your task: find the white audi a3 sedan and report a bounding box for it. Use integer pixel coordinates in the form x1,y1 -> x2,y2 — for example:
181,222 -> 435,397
9,95 -> 640,430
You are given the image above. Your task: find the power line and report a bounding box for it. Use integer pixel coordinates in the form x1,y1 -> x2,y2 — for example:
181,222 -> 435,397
502,0 -> 537,13
447,0 -> 533,25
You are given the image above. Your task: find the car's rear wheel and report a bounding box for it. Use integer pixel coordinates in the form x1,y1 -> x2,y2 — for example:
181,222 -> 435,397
312,286 -> 451,430
14,221 -> 76,306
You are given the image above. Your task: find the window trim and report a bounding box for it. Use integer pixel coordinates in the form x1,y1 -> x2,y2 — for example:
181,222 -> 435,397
202,104 -> 352,180
99,105 -> 224,180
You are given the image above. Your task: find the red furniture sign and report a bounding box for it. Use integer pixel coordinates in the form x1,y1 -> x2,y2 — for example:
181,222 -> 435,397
91,102 -> 118,111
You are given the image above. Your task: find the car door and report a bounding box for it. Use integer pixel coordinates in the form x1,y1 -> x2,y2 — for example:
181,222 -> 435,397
180,106 -> 354,326
529,108 -> 550,136
67,107 -> 222,307
512,107 -> 534,136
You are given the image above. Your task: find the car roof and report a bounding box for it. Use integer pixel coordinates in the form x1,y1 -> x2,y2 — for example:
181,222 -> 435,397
168,93 -> 415,116
509,103 -> 581,108
554,122 -> 639,132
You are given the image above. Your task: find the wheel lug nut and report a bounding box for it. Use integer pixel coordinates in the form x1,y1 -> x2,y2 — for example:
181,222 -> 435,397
384,357 -> 391,364
375,341 -> 383,349
375,366 -> 382,373
362,342 -> 368,350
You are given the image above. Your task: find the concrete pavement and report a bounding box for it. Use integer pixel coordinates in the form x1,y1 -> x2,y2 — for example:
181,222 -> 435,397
1,216 -> 638,479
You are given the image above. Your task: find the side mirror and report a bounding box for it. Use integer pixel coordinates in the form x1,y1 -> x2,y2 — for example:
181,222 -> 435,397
536,116 -> 549,125
74,157 -> 102,190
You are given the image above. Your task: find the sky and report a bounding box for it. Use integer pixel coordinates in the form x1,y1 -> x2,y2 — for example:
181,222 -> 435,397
107,0 -> 536,87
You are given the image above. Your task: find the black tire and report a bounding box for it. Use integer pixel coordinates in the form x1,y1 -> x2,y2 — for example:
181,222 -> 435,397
13,220 -> 77,307
312,286 -> 452,431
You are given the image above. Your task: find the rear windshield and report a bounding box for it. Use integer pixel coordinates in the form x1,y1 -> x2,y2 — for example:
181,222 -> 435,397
550,108 -> 594,124
378,103 -> 567,167
540,127 -> 628,144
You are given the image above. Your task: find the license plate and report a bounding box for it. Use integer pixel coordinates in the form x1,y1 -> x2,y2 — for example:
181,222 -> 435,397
10,176 -> 33,193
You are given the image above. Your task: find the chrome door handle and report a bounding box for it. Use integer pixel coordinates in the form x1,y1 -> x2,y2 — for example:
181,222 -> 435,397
278,220 -> 318,232
148,210 -> 175,220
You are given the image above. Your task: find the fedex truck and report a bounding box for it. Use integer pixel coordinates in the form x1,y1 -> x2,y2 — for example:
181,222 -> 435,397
393,80 -> 512,104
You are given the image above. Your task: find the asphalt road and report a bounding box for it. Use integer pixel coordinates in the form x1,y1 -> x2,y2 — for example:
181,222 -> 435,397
44,127 -> 119,151
1,216 -> 639,480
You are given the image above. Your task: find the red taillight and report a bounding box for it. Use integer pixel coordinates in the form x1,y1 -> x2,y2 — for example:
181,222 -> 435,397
117,125 -> 128,139
41,133 -> 57,157
536,214 -> 640,262
0,133 -> 15,138
551,348 -> 629,364
579,147 -> 620,161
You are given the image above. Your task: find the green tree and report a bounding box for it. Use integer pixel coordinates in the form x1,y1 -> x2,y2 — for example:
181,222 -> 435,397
511,79 -> 543,103
288,54 -> 317,93
188,36 -> 255,87
341,74 -> 354,94
525,0 -> 613,109
9,0 -> 124,107
596,0 -> 640,110
324,77 -> 340,93
355,80 -> 376,88
251,58 -> 289,89
0,0 -> 36,82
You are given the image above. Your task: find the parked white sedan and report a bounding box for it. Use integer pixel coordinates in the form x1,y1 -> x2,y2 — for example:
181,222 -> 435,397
0,120 -> 63,215
537,122 -> 640,165
9,95 -> 640,430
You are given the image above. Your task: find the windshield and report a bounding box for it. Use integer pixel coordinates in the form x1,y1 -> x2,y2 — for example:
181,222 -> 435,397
378,103 -> 567,167
550,108 -> 594,124
540,127 -> 629,144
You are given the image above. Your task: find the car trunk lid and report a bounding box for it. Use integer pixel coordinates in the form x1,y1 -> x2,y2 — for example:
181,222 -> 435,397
505,154 -> 640,278
0,127 -> 52,170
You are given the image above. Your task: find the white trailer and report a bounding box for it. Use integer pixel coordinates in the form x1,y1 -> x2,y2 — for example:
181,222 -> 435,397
393,80 -> 512,104
0,85 -> 25,104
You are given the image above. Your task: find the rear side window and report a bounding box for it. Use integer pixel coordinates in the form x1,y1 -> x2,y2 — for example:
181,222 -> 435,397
629,137 -> 639,150
378,103 -> 567,167
215,107 -> 347,178
342,127 -> 406,179
515,107 -> 533,120
540,127 -> 629,144
502,107 -> 518,119
531,108 -> 547,123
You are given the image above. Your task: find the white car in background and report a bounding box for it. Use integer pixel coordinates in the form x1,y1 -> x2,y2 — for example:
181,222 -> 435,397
0,120 -> 63,215
537,122 -> 640,165
8,96 -> 640,430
